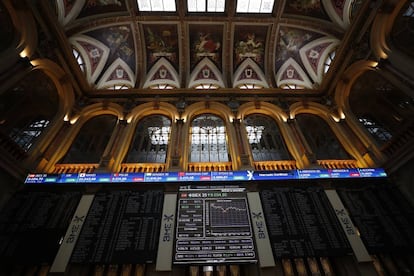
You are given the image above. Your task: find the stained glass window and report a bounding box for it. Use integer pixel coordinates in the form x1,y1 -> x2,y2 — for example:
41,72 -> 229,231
9,119 -> 50,151
60,115 -> 117,163
189,114 -> 229,162
126,115 -> 171,163
244,114 -> 292,161
296,114 -> 351,160
358,117 -> 392,144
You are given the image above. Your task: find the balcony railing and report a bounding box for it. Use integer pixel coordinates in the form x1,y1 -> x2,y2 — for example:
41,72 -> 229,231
120,163 -> 166,173
52,163 -> 99,174
253,160 -> 297,171
187,162 -> 233,172
317,160 -> 358,169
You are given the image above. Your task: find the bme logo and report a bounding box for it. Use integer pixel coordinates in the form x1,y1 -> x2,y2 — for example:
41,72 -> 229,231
163,214 -> 174,242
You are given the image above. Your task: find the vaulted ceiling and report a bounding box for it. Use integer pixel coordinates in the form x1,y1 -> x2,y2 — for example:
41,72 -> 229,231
47,0 -> 365,97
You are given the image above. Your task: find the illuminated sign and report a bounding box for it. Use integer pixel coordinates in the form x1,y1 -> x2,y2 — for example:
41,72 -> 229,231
174,186 -> 256,264
24,168 -> 387,184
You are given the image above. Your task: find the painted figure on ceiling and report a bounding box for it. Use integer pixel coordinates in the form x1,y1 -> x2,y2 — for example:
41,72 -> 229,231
195,33 -> 221,55
146,27 -> 178,65
277,28 -> 313,62
146,28 -> 176,53
235,33 -> 264,64
105,26 -> 133,63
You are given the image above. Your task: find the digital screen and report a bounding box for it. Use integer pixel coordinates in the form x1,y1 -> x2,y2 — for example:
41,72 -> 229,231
174,186 -> 256,264
338,184 -> 414,254
24,168 -> 387,184
260,187 -> 351,258
70,190 -> 163,264
0,191 -> 81,264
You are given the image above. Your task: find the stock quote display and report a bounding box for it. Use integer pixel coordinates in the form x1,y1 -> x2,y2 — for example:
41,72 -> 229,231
260,187 -> 351,258
174,186 -> 256,264
70,190 -> 163,264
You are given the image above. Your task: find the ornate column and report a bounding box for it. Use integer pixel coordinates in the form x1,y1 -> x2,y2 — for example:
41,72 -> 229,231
286,118 -> 317,169
232,118 -> 253,170
37,120 -> 72,172
169,118 -> 184,171
98,119 -> 127,172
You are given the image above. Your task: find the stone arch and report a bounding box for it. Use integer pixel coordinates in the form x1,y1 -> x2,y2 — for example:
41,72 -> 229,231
335,61 -> 387,164
112,102 -> 179,170
289,102 -> 369,167
238,102 -> 304,167
44,102 -> 123,171
181,102 -> 238,170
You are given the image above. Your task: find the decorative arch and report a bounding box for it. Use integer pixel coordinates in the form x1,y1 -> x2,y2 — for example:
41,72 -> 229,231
44,102 -> 123,171
3,0 -> 37,58
182,101 -> 233,123
238,101 -> 288,123
334,60 -> 378,114
181,102 -> 238,169
69,35 -> 110,85
276,57 -> 313,89
299,37 -> 340,84
97,57 -> 135,89
334,60 -> 388,165
56,0 -> 85,26
289,102 -> 369,167
233,58 -> 268,88
371,0 -> 407,60
113,102 -> 179,170
321,0 -> 354,29
143,57 -> 180,89
24,59 -> 76,161
188,57 -> 225,88
238,102 -> 304,167
126,102 -> 179,125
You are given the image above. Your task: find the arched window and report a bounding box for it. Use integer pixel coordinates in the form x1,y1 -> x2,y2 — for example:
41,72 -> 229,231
296,114 -> 351,160
125,115 -> 171,163
349,70 -> 413,143
9,118 -> 50,151
60,115 -> 117,163
0,70 -> 58,152
189,114 -> 229,162
244,114 -> 292,161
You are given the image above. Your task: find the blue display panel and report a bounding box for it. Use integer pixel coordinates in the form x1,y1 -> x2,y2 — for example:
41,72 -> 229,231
25,168 -> 387,184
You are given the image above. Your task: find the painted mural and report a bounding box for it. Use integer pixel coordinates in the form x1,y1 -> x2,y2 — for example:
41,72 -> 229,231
275,26 -> 323,70
284,0 -> 330,21
190,25 -> 223,70
234,25 -> 267,70
79,0 -> 126,18
85,24 -> 135,75
143,24 -> 179,71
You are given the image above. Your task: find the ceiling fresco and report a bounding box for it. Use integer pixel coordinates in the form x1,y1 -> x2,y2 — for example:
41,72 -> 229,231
143,24 -> 179,71
233,25 -> 267,71
52,0 -> 358,91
